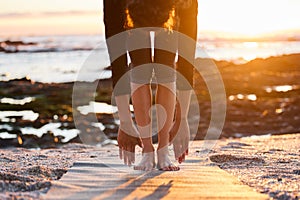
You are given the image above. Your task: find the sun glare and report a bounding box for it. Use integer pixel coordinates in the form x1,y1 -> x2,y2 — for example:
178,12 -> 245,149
0,0 -> 299,37
243,42 -> 258,48
198,0 -> 300,38
0,12 -> 103,36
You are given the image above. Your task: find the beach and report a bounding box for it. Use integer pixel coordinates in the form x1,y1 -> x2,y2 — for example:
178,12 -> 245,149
0,134 -> 298,199
211,133 -> 300,200
0,143 -> 94,199
1,0 -> 300,199
0,52 -> 300,199
1,54 -> 300,146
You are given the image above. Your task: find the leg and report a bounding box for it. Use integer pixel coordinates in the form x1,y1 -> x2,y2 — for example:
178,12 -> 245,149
127,30 -> 155,171
156,82 -> 179,171
131,83 -> 155,171
170,0 -> 198,162
177,0 -> 198,90
104,0 -> 130,95
154,30 -> 179,171
169,90 -> 191,163
104,0 -> 138,166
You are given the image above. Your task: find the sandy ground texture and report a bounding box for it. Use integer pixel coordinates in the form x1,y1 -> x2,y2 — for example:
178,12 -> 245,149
0,143 -> 95,200
210,133 -> 300,200
0,133 -> 299,200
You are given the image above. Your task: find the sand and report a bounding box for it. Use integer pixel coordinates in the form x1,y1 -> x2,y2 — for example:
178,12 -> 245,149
211,133 -> 300,200
0,143 -> 95,200
0,133 -> 299,200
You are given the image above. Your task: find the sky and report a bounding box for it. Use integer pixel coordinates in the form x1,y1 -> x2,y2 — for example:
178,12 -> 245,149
1,0 -> 300,38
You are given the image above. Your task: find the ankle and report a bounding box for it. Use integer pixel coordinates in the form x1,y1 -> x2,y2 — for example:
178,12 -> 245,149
142,145 -> 155,153
157,144 -> 169,152
119,120 -> 134,127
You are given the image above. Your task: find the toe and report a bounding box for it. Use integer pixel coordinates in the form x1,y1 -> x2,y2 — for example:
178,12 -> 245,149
134,166 -> 145,171
160,165 -> 180,171
161,166 -> 170,171
145,166 -> 153,171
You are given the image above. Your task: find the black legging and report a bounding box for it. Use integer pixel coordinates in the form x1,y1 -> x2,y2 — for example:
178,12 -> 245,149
103,0 -> 198,92
103,0 -> 130,96
177,0 -> 198,90
127,29 -> 177,84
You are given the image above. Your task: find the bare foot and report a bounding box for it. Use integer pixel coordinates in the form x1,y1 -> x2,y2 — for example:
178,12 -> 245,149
157,147 -> 180,171
134,152 -> 155,171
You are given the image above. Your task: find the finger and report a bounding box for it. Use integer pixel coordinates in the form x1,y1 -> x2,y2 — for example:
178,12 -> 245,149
127,149 -> 132,166
125,147 -> 132,166
123,143 -> 128,162
173,145 -> 180,159
119,148 -> 123,160
137,138 -> 143,148
123,149 -> 127,165
131,151 -> 135,166
125,151 -> 130,166
127,144 -> 134,153
186,149 -> 189,155
178,156 -> 182,164
183,141 -> 189,156
131,153 -> 135,164
178,145 -> 184,159
127,150 -> 131,166
182,153 -> 186,162
177,145 -> 183,160
131,146 -> 135,164
128,155 -> 132,167
178,145 -> 186,163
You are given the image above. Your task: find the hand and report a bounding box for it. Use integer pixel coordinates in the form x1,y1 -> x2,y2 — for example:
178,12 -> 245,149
170,118 -> 190,164
117,129 -> 143,166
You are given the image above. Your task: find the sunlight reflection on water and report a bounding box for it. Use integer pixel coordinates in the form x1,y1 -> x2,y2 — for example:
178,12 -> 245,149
0,122 -> 81,142
21,123 -> 80,143
0,132 -> 17,139
0,97 -> 35,105
77,101 -> 118,115
264,85 -> 299,93
228,94 -> 257,101
0,110 -> 39,122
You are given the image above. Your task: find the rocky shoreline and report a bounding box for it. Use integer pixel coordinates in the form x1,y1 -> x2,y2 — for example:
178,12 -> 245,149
0,40 -> 38,53
1,54 -> 300,148
0,53 -> 300,199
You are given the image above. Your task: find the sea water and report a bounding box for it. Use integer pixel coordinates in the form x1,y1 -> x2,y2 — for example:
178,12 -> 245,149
0,34 -> 300,83
1,34 -> 300,142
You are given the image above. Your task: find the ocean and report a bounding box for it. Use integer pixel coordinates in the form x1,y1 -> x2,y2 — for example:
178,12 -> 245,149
1,34 -> 300,83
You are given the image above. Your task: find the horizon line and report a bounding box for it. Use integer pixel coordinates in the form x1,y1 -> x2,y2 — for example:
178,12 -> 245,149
1,31 -> 300,42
